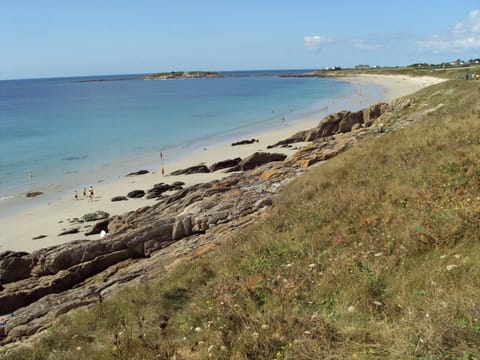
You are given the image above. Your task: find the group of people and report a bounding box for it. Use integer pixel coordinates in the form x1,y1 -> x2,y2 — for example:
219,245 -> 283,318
74,186 -> 94,201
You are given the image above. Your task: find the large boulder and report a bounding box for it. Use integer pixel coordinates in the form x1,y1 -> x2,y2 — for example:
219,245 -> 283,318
170,165 -> 210,176
0,251 -> 33,283
227,152 -> 287,172
209,157 -> 241,172
127,190 -> 145,199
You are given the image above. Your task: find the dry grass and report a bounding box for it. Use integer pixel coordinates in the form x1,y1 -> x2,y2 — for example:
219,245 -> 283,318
3,79 -> 480,359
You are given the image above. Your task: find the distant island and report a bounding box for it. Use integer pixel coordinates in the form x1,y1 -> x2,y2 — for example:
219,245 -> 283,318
144,71 -> 223,80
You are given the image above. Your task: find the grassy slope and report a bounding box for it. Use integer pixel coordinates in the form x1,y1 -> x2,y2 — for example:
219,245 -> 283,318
3,79 -> 480,359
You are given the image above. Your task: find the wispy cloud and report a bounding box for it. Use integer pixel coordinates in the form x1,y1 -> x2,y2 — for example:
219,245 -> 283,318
304,35 -> 334,51
417,9 -> 480,53
350,39 -> 383,51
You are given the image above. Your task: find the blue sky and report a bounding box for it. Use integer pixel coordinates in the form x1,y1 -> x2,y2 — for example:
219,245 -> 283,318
1,0 -> 479,79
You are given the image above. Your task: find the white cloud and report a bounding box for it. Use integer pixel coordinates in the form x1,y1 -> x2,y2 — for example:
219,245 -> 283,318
417,9 -> 480,53
350,39 -> 383,51
304,35 -> 334,51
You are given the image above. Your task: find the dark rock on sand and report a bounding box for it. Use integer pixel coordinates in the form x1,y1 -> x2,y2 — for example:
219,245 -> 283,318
210,157 -> 242,172
32,235 -> 47,240
146,182 -> 185,199
170,164 -> 210,176
227,152 -> 287,172
127,190 -> 146,199
126,170 -> 149,176
26,191 -> 43,198
58,227 -> 80,236
81,211 -> 110,222
111,196 -> 128,202
231,139 -> 258,146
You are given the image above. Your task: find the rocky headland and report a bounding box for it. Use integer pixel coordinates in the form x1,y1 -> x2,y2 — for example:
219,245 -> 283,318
0,97 -> 419,345
144,71 -> 222,80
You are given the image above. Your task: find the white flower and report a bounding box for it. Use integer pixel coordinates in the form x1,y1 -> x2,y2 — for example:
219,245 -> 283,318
446,264 -> 458,271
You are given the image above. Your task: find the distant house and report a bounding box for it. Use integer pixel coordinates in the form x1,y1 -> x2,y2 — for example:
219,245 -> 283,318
325,66 -> 342,70
355,64 -> 370,70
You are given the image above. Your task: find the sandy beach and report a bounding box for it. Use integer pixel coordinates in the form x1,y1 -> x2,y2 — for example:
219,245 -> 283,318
0,74 -> 444,253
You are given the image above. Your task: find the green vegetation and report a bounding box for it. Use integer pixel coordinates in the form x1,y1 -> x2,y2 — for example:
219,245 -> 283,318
318,64 -> 480,80
3,79 -> 480,359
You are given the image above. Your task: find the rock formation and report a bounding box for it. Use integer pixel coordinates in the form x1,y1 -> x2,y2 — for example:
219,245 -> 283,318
209,157 -> 241,172
268,102 -> 388,148
169,164 -> 210,176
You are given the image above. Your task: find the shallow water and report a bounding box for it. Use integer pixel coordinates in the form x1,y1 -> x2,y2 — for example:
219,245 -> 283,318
0,71 -> 381,216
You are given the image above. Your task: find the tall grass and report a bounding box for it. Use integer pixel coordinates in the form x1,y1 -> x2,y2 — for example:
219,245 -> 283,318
3,80 -> 480,359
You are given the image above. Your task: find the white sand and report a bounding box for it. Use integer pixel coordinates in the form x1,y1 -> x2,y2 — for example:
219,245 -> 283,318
0,74 -> 445,253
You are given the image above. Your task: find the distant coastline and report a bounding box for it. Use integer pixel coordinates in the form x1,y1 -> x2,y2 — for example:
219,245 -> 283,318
73,70 -> 330,83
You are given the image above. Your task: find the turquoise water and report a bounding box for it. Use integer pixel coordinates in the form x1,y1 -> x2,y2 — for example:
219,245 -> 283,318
0,71 -> 365,211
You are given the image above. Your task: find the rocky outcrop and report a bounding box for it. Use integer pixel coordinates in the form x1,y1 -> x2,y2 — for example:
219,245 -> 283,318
227,152 -> 287,172
169,165 -> 210,176
209,158 -> 241,172
145,182 -> 184,199
268,102 -> 388,148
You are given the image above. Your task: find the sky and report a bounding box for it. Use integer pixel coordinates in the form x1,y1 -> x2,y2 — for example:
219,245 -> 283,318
1,0 -> 480,79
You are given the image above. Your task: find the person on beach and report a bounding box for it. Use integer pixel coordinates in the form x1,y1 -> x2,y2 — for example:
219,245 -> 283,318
88,186 -> 94,201
28,171 -> 32,181
74,190 -> 78,200
83,187 -> 87,199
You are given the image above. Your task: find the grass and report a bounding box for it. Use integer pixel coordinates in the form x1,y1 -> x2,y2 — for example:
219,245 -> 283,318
2,78 -> 480,359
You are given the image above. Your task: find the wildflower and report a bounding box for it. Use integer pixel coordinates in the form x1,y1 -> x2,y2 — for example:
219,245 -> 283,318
195,327 -> 202,333
446,264 -> 458,271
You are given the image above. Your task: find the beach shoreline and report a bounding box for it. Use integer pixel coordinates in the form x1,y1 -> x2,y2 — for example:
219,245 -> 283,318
0,74 -> 444,253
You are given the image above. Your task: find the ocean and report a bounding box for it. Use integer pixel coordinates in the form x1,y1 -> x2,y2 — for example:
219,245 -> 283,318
0,70 -> 381,214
